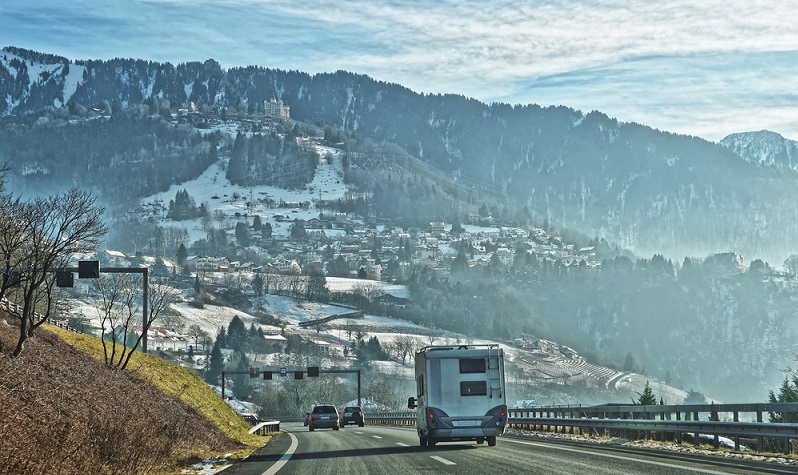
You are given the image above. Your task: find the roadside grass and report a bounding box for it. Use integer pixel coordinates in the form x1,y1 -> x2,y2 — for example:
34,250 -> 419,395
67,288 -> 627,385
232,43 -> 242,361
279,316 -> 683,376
51,325 -> 265,449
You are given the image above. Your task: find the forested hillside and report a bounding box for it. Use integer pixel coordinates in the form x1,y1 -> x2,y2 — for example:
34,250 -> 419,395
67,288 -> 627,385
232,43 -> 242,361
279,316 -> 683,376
4,46 -> 798,263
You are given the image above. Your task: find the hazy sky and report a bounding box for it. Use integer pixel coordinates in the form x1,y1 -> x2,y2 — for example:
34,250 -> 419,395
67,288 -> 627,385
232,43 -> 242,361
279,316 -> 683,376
3,0 -> 798,142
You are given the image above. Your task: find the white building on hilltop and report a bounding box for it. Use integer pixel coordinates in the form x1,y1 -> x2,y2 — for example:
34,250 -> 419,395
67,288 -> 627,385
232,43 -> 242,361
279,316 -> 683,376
264,98 -> 290,119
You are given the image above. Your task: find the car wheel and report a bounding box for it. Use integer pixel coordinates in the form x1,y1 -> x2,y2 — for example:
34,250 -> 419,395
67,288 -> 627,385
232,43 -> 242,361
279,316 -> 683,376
428,438 -> 437,447
419,436 -> 427,447
359,422 -> 364,427
333,425 -> 339,430
487,436 -> 496,446
309,425 -> 315,432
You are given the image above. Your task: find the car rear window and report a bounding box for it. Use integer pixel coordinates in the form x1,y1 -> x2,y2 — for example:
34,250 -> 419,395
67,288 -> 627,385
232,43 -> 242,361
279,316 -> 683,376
314,406 -> 336,413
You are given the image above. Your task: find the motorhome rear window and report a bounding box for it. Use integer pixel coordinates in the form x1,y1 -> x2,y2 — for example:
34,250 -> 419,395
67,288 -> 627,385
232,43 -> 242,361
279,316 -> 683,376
460,381 -> 487,396
459,358 -> 486,374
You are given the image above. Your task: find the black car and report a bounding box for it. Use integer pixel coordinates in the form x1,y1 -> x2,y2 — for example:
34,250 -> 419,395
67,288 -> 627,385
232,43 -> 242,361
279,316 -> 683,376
308,404 -> 339,431
339,405 -> 365,427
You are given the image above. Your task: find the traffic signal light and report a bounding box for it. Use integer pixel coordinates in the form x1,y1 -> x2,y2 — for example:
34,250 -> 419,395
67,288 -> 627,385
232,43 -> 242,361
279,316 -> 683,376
307,366 -> 319,377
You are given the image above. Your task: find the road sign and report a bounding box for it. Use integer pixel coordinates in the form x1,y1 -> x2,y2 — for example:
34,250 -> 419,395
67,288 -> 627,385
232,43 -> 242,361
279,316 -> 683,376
280,367 -> 287,377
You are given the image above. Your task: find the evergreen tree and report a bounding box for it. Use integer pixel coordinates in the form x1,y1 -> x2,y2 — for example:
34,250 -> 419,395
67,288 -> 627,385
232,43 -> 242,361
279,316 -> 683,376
353,339 -> 371,368
227,315 -> 248,351
176,243 -> 188,266
261,222 -> 273,239
252,273 -> 264,296
231,349 -> 254,400
682,389 -> 707,405
227,132 -> 247,183
451,252 -> 468,274
636,380 -> 657,405
205,340 -> 225,386
290,220 -> 307,240
306,268 -> 329,302
235,221 -> 251,246
248,324 -> 260,341
194,274 -> 202,293
623,352 -> 644,373
215,326 -> 227,349
768,376 -> 798,422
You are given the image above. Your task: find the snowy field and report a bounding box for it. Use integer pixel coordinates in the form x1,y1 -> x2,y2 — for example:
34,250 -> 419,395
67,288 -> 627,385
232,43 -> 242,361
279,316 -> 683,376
139,143 -> 347,243
65,276 -> 431,350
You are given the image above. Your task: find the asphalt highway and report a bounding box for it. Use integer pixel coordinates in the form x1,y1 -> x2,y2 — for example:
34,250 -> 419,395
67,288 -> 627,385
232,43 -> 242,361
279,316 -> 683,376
219,423 -> 795,475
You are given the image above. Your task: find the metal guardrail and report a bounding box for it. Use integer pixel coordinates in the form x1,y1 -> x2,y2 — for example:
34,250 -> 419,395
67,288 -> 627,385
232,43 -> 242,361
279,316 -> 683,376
364,403 -> 798,454
1,298 -> 79,333
249,420 -> 281,435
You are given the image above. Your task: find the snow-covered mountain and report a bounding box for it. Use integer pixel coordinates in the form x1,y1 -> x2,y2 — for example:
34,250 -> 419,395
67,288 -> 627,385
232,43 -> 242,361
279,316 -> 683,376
720,130 -> 798,170
7,46 -> 798,265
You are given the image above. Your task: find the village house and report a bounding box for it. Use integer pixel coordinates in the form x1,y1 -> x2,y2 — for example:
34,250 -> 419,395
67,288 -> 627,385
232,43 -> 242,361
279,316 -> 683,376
186,256 -> 230,272
103,249 -> 128,265
429,222 -> 446,234
123,325 -> 190,352
273,259 -> 301,274
262,332 -> 288,350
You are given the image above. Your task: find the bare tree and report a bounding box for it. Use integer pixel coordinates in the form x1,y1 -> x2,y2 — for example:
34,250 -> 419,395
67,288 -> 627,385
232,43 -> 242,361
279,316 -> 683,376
95,273 -> 137,366
185,323 -> 210,350
351,282 -> 384,303
0,195 -> 27,304
394,335 -> 420,364
5,189 -> 106,357
159,311 -> 186,332
94,274 -> 179,368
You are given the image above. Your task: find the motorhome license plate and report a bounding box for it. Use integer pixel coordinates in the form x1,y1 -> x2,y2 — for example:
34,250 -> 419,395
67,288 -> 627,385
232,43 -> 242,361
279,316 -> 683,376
452,420 -> 480,426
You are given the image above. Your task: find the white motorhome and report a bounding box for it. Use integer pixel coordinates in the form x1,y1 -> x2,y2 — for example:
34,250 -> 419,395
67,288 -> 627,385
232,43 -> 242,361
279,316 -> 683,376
407,344 -> 507,447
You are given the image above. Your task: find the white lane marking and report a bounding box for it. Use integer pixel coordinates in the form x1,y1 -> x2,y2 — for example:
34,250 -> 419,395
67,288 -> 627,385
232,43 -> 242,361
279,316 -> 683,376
396,442 -> 409,447
354,431 -> 364,434
261,432 -> 298,475
372,435 -> 383,439
504,439 -> 732,475
430,456 -> 457,465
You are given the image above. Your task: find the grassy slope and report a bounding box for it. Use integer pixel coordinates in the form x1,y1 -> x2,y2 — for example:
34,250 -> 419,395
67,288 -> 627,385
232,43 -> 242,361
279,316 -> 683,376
52,326 -> 265,446
0,315 -> 266,475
